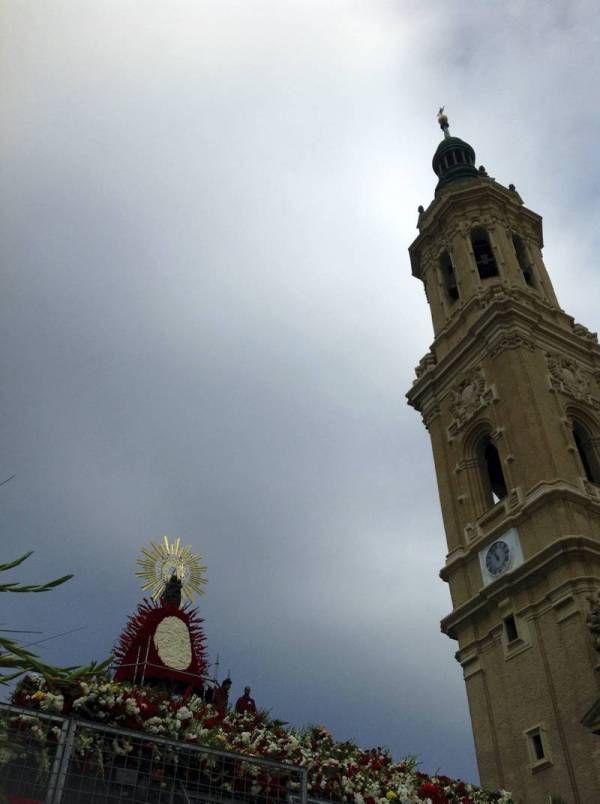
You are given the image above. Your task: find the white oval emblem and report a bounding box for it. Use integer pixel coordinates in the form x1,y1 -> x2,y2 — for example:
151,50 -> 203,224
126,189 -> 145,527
153,616 -> 192,670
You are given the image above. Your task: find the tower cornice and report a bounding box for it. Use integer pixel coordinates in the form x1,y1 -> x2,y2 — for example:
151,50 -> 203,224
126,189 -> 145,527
407,289 -> 600,420
455,571 -> 600,663
440,480 -> 600,581
440,532 -> 600,640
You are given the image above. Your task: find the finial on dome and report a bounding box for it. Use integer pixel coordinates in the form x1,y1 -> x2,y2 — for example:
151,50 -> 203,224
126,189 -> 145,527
437,106 -> 451,139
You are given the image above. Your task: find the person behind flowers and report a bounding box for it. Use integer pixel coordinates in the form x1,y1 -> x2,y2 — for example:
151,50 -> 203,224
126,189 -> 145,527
213,677 -> 232,713
235,685 -> 257,714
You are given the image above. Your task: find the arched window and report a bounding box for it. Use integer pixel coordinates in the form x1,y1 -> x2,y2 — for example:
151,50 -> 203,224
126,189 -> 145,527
439,251 -> 459,303
572,419 -> 600,484
512,233 -> 535,287
471,228 -> 499,280
478,435 -> 507,504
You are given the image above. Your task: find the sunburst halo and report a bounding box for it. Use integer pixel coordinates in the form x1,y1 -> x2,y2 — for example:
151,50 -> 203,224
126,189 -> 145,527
135,536 -> 208,602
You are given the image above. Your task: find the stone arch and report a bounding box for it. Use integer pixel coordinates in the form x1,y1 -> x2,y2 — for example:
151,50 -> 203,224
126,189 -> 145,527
566,404 -> 600,484
439,249 -> 459,304
462,419 -> 507,512
471,227 -> 499,280
512,232 -> 536,288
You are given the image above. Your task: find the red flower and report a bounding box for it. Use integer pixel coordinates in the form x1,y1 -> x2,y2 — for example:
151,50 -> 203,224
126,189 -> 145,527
138,701 -> 158,719
418,782 -> 446,802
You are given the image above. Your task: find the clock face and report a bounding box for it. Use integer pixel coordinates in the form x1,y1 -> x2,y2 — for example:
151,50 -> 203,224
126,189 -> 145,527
485,540 -> 511,576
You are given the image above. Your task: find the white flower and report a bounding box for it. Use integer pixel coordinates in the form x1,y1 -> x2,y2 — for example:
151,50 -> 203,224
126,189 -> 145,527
145,717 -> 166,734
40,693 -> 64,713
125,698 -> 140,716
176,706 -> 193,721
112,738 -> 133,756
240,731 -> 252,745
0,747 -> 13,765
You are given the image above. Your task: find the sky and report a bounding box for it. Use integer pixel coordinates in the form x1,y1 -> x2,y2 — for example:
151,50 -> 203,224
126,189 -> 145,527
1,0 -> 600,784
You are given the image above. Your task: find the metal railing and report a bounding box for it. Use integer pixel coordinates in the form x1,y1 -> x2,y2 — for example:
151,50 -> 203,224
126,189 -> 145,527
0,703 -> 307,804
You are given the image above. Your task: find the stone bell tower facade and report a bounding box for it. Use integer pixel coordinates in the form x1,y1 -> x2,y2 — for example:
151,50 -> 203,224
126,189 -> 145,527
407,111 -> 600,803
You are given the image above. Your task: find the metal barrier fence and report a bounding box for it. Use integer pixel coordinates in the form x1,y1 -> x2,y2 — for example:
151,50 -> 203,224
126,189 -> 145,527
0,703 -> 307,804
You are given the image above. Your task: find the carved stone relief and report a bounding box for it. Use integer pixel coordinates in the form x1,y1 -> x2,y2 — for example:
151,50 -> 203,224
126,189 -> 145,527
475,282 -> 555,315
572,322 -> 598,344
447,367 -> 494,438
487,333 -> 536,359
586,591 -> 600,653
414,351 -> 437,380
421,400 -> 441,430
507,487 -> 522,509
464,523 -> 478,542
582,479 -> 600,500
546,352 -> 600,409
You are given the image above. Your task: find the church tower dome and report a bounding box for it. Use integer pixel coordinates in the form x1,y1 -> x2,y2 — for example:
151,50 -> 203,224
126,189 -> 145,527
431,108 -> 478,192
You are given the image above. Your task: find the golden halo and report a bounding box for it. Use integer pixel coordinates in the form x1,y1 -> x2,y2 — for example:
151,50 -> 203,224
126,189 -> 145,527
135,536 -> 207,603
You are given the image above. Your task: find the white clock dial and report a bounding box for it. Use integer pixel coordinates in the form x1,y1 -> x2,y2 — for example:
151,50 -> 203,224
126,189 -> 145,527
478,528 -> 522,587
485,540 -> 511,576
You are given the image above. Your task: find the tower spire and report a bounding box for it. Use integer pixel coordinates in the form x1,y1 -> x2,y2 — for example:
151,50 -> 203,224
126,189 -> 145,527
437,106 -> 450,139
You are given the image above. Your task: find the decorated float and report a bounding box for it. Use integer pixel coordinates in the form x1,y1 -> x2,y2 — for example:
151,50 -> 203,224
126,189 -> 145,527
1,539 -> 514,803
113,537 -> 209,694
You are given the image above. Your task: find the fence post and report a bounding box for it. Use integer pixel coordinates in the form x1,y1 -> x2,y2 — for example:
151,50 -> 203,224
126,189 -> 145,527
300,766 -> 308,804
45,716 -> 77,804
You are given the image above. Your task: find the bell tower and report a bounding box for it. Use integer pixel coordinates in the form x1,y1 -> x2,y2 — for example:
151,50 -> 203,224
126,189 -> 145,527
407,110 -> 600,802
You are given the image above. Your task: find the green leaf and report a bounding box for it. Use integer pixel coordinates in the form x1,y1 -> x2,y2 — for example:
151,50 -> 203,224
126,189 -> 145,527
0,552 -> 34,573
0,551 -> 109,686
2,574 -> 74,593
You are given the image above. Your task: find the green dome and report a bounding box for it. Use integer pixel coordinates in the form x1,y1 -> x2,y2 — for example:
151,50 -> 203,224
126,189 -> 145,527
432,136 -> 478,193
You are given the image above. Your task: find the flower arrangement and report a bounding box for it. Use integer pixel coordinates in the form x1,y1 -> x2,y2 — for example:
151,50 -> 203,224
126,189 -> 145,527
7,675 -> 513,804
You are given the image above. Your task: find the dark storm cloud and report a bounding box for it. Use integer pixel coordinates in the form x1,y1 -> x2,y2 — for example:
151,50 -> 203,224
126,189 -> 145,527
1,0 -> 599,782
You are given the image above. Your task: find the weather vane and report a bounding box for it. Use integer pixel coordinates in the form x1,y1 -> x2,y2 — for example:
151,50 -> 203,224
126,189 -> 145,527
136,536 -> 208,603
437,106 -> 450,139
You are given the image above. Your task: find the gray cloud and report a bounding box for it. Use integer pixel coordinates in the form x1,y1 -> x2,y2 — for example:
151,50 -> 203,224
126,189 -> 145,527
1,0 -> 599,783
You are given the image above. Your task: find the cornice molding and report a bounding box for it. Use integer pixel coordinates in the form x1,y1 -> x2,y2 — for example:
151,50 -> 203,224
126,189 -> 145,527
455,574 -> 600,664
441,534 -> 600,639
441,481 -> 600,576
407,293 -> 600,414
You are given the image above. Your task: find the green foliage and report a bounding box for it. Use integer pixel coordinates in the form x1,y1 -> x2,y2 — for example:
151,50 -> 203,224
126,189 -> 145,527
0,551 -> 73,593
0,551 -> 111,684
